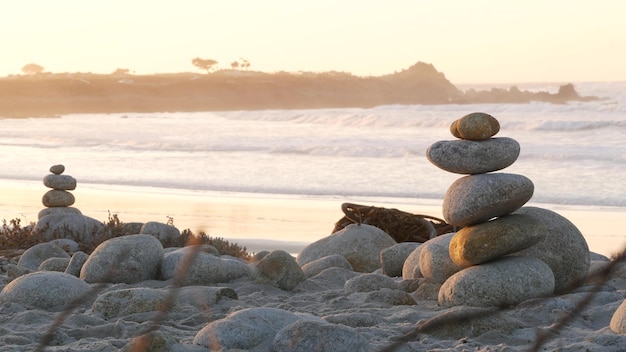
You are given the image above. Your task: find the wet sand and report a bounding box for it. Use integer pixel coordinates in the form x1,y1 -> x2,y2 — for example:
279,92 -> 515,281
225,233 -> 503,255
1,178 -> 624,256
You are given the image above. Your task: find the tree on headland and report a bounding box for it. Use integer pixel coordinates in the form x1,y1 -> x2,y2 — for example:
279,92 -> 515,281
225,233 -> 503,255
21,63 -> 44,75
192,57 -> 218,73
239,58 -> 250,70
230,60 -> 240,69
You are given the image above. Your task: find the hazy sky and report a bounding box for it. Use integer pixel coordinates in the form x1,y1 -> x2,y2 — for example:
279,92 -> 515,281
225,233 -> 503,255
3,0 -> 625,83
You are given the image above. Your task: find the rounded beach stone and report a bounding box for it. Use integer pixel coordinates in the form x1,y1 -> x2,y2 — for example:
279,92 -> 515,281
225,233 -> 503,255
344,273 -> 398,293
450,112 -> 500,140
513,206 -> 590,294
38,206 -> 82,219
449,214 -> 546,268
140,221 -> 181,244
402,245 -> 425,279
38,257 -> 71,272
438,256 -> 555,307
80,234 -> 164,284
443,173 -> 534,227
64,251 -> 89,277
193,307 -> 316,350
426,137 -> 520,174
419,233 -> 460,284
43,174 -> 77,190
49,164 -> 65,175
255,250 -> 305,291
380,242 -> 421,277
296,224 -> 396,273
272,320 -> 369,352
160,246 -> 252,285
93,287 -> 168,319
421,306 -> 523,339
32,213 -> 105,245
42,189 -> 75,207
301,254 -> 353,278
17,242 -> 70,270
0,271 -> 91,310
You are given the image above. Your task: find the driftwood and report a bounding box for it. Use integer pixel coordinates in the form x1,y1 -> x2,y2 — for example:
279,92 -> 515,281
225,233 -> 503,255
332,202 -> 458,243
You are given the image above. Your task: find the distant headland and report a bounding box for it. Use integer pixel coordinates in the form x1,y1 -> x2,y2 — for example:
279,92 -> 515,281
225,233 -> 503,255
0,62 -> 599,118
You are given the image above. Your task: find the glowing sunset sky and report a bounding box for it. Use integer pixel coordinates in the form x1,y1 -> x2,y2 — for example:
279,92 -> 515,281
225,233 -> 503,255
3,0 -> 625,83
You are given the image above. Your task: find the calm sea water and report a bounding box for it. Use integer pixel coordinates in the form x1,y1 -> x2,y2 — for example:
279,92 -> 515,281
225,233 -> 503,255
1,81 -> 625,209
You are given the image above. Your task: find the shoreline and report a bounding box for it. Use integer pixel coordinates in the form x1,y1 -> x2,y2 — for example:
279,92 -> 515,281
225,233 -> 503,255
2,178 -> 625,256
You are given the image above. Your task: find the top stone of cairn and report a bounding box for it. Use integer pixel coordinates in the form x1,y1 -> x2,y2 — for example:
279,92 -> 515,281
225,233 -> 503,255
49,164 -> 65,175
450,112 -> 500,141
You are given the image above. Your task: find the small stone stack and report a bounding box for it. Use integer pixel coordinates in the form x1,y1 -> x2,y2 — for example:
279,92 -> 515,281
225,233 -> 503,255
39,164 -> 82,219
425,112 -> 590,306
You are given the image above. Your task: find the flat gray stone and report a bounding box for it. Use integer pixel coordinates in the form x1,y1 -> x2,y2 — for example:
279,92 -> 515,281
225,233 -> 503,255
344,273 -> 398,293
38,206 -> 82,219
43,174 -> 77,190
427,137 -> 520,174
439,256 -> 555,307
443,173 -> 534,227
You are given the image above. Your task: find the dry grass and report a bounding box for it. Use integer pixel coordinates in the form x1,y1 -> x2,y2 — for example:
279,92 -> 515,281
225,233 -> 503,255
0,213 -> 251,259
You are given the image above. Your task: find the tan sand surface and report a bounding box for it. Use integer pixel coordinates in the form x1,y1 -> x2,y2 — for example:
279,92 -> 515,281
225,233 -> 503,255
1,178 -> 624,256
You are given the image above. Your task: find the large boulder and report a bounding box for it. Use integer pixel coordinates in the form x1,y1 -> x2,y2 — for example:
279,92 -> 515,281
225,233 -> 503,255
449,214 -> 546,268
513,206 -> 590,294
0,272 -> 90,310
439,256 -> 555,307
296,224 -> 396,272
80,234 -> 164,284
443,173 -> 534,227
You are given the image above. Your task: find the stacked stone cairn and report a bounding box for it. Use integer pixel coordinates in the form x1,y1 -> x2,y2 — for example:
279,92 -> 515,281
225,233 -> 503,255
39,164 -> 81,219
425,112 -> 590,307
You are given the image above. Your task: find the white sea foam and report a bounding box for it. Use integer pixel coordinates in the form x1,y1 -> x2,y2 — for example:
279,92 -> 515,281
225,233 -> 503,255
1,82 -> 624,207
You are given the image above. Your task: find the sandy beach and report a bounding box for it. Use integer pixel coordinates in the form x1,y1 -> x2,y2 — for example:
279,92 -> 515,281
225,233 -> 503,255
1,178 -> 624,257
